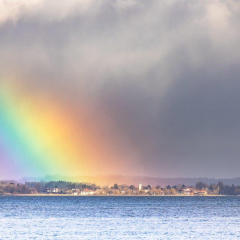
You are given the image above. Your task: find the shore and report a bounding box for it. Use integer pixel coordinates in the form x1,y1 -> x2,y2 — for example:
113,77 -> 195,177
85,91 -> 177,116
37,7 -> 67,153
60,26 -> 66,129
1,194 -> 229,197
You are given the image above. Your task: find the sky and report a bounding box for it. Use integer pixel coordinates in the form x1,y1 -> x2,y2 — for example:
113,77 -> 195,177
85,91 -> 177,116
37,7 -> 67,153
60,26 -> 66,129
0,0 -> 240,180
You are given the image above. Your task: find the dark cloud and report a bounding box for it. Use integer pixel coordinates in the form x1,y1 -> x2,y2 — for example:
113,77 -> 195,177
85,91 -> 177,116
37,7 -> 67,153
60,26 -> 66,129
0,0 -> 240,177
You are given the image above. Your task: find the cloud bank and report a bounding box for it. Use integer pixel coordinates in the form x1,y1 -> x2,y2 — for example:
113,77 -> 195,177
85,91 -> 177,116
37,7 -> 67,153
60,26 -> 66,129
0,0 -> 240,178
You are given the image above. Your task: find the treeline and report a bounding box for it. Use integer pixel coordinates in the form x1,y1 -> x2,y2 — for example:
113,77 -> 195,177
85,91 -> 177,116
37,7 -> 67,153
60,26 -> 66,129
0,181 -> 99,194
0,181 -> 31,194
1,180 -> 240,195
195,181 -> 240,195
25,181 -> 99,192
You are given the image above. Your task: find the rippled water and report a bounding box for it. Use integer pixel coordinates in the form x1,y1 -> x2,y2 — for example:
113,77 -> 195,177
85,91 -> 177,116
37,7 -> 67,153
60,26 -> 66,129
0,196 -> 240,239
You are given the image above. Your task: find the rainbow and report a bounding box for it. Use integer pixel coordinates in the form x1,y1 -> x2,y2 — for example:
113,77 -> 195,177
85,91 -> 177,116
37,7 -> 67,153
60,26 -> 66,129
0,80 -> 93,179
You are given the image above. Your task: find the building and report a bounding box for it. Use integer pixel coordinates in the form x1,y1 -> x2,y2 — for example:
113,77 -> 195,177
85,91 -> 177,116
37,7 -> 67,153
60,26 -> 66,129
182,188 -> 194,195
139,183 -> 142,191
80,189 -> 95,195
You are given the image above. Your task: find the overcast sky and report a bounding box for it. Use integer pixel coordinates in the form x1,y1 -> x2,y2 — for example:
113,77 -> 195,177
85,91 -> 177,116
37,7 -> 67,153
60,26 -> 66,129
1,0 -> 240,178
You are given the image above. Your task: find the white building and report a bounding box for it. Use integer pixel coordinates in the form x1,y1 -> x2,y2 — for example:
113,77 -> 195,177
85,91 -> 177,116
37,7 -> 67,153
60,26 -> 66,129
80,189 -> 95,195
139,183 -> 142,190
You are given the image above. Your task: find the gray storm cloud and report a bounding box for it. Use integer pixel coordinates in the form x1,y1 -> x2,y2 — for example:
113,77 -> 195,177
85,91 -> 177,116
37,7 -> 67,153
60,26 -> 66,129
0,0 -> 240,177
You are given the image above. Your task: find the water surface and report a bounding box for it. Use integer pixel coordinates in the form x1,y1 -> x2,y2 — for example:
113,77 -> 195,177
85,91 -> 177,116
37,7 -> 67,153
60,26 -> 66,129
0,196 -> 240,239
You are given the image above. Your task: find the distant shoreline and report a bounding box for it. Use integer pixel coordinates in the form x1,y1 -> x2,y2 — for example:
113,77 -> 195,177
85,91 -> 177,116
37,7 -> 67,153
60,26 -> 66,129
0,194 -> 231,197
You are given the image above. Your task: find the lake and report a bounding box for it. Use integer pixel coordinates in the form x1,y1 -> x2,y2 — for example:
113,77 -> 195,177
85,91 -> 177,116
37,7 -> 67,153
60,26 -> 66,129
0,196 -> 240,239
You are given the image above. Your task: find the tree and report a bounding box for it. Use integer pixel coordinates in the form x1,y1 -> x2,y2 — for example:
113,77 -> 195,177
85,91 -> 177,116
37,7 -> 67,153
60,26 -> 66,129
196,182 -> 208,190
129,185 -> 135,191
209,184 -> 218,191
218,181 -> 224,195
